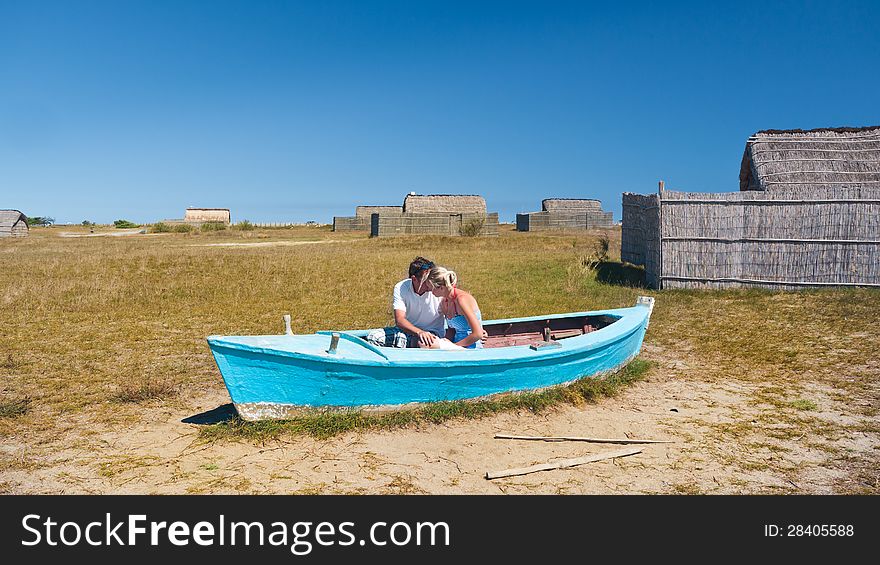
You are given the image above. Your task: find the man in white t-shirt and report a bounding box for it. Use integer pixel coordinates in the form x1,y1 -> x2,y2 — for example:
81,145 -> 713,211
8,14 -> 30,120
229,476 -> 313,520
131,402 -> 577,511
366,256 -> 445,348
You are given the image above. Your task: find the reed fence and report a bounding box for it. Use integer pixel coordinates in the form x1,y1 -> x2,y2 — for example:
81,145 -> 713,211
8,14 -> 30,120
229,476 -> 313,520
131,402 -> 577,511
622,185 -> 880,289
371,212 -> 499,237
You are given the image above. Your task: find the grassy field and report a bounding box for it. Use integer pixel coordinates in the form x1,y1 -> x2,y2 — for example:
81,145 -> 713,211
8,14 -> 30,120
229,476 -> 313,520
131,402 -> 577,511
1,224 -> 878,493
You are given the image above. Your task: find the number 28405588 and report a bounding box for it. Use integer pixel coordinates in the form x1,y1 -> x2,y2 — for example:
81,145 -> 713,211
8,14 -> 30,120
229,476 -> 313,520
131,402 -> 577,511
765,525 -> 853,537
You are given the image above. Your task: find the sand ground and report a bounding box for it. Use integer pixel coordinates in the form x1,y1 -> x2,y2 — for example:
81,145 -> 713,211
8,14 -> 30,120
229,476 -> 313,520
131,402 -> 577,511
3,342 -> 874,495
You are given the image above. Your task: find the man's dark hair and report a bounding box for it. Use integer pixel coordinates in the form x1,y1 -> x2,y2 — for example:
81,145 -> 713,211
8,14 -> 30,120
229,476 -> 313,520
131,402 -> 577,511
408,256 -> 435,277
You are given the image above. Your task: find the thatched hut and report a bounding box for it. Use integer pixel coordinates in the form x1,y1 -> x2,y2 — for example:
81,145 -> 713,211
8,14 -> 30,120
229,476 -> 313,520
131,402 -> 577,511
516,198 -> 613,231
0,210 -> 29,238
371,193 -> 498,237
622,126 -> 880,289
184,208 -> 231,224
740,126 -> 880,192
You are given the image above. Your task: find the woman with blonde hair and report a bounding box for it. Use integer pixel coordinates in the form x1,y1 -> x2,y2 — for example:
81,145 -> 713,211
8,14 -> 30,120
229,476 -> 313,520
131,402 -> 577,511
422,266 -> 484,350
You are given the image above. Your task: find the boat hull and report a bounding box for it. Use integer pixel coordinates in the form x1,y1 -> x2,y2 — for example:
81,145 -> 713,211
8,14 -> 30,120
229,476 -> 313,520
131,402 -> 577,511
207,298 -> 654,420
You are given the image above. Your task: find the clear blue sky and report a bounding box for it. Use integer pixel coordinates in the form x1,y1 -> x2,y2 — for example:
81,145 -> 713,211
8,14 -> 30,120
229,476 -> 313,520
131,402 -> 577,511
1,0 -> 878,224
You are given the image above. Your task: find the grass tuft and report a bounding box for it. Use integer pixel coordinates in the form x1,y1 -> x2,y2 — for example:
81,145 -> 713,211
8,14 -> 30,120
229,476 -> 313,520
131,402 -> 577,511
112,379 -> 178,403
0,397 -> 32,419
789,399 -> 818,411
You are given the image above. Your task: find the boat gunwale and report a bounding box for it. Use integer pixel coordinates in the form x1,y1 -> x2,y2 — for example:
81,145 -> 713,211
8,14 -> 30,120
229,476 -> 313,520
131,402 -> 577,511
207,305 -> 650,369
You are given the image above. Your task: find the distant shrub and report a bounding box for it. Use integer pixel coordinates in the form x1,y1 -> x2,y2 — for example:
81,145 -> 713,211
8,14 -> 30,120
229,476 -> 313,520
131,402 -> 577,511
235,220 -> 255,231
173,224 -> 194,233
200,222 -> 227,232
81,220 -> 93,226
26,216 -> 54,226
113,219 -> 139,229
150,222 -> 172,233
460,217 -> 485,237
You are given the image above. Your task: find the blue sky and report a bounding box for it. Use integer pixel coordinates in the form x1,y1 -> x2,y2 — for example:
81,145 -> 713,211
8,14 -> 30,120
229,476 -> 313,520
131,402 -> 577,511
1,0 -> 878,224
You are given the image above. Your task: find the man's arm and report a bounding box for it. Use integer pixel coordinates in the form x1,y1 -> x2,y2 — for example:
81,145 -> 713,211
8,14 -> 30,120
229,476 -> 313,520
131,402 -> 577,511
393,309 -> 437,346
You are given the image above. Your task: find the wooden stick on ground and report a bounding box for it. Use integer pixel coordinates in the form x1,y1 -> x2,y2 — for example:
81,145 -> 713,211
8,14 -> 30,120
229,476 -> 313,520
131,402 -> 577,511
494,433 -> 673,445
485,447 -> 642,480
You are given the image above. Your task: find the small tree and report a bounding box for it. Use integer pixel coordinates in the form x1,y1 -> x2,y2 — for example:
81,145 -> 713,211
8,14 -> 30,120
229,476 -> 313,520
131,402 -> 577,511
113,219 -> 139,229
26,216 -> 54,226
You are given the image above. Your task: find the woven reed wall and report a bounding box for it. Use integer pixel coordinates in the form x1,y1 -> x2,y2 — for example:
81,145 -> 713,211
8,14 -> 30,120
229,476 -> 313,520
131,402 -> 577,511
0,221 -> 29,238
624,188 -> 880,289
541,199 -> 603,212
621,193 -> 661,288
402,195 -> 487,214
334,206 -> 404,231
371,213 -> 499,237
184,209 -> 231,223
332,216 -> 368,231
11,221 -> 28,237
355,206 -> 403,219
516,211 -> 614,231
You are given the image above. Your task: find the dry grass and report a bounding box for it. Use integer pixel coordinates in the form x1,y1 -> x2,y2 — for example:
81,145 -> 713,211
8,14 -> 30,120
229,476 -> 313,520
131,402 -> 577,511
1,224 -> 878,493
1,225 -> 636,419
112,379 -> 178,403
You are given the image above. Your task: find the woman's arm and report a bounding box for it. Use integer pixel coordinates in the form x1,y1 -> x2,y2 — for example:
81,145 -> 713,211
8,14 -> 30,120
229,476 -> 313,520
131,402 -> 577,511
452,293 -> 483,348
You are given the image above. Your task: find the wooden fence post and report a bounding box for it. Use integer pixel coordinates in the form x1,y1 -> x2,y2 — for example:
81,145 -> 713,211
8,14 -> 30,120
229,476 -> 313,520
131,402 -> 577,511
657,180 -> 664,290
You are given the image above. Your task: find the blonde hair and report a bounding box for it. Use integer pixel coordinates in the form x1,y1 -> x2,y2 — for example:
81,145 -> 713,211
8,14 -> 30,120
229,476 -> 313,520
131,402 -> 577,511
427,266 -> 458,290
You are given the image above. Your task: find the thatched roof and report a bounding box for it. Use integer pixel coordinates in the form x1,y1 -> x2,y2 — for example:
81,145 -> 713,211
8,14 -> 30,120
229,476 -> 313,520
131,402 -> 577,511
0,209 -> 27,228
541,198 -> 603,212
403,194 -> 487,214
740,126 -> 880,191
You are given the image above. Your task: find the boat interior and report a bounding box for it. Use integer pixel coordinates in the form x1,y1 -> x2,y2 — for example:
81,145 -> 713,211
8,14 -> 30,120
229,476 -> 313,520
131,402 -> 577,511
481,314 -> 619,349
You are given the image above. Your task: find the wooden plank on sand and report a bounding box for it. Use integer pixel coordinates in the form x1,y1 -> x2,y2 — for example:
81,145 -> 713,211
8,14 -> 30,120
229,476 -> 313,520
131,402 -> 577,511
485,447 -> 642,480
494,433 -> 673,444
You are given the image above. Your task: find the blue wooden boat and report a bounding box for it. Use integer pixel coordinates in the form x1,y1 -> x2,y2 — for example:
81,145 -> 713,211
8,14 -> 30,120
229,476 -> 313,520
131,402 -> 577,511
207,297 -> 655,420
